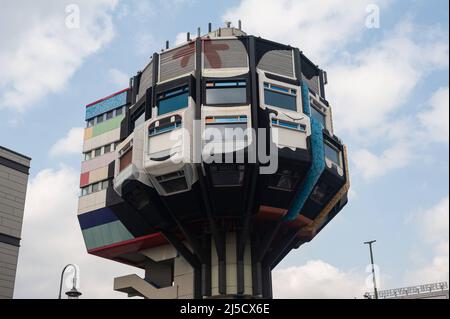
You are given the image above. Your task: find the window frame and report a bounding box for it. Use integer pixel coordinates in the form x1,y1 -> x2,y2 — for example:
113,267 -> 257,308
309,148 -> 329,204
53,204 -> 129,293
156,85 -> 190,116
263,82 -> 298,112
204,80 -> 248,107
324,141 -> 342,167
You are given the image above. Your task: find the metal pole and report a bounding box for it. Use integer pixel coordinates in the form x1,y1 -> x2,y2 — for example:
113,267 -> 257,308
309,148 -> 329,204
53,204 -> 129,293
364,240 -> 378,299
58,264 -> 78,299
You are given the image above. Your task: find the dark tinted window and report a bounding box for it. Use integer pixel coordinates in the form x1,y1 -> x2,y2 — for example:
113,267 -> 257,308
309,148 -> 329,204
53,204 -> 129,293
206,81 -> 247,105
324,142 -> 341,165
264,83 -> 297,111
311,106 -> 326,128
210,165 -> 245,187
157,86 -> 189,115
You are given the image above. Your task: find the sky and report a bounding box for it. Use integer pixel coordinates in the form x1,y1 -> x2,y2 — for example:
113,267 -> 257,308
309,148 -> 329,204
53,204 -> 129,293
0,0 -> 448,299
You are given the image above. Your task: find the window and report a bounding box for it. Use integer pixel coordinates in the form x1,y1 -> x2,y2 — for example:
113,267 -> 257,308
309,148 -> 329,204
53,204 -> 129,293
268,169 -> 300,192
156,171 -> 188,194
101,180 -> 109,190
84,152 -> 92,161
204,116 -> 248,142
157,86 -> 189,115
119,142 -> 133,172
92,182 -> 100,192
115,106 -> 123,116
96,114 -> 104,124
311,106 -> 326,128
133,112 -> 145,128
271,119 -> 306,132
104,144 -> 111,154
87,119 -> 95,128
210,165 -> 245,187
324,142 -> 341,166
81,187 -> 89,196
106,110 -> 114,120
94,148 -> 102,157
264,82 -> 297,111
205,80 -> 247,105
310,181 -> 334,205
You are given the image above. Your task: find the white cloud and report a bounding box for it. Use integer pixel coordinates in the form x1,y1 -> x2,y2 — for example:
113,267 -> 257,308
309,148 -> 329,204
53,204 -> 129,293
224,0 -> 390,62
351,142 -> 413,180
404,196 -> 449,285
108,68 -> 130,88
273,260 -> 367,299
49,127 -> 84,157
0,0 -> 118,111
15,166 -> 138,298
328,22 -> 449,133
175,32 -> 189,46
418,87 -> 449,144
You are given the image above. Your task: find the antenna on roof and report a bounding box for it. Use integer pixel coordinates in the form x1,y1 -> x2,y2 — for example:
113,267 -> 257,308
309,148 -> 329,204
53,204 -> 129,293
238,20 -> 242,30
208,22 -> 212,33
187,32 -> 191,41
197,27 -> 201,38
165,41 -> 169,50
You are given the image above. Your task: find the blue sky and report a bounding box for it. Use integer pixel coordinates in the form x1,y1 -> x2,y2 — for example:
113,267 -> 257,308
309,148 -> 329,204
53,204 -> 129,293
0,0 -> 448,298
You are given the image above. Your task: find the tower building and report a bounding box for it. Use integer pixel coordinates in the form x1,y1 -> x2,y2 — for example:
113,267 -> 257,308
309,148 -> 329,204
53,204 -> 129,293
77,24 -> 349,299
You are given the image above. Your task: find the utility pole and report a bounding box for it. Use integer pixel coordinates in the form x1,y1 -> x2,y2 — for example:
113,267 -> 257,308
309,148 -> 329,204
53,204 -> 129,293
364,240 -> 378,299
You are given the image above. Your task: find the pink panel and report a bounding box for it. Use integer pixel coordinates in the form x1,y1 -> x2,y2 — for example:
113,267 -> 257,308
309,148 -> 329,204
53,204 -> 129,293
81,152 -> 116,173
80,172 -> 90,187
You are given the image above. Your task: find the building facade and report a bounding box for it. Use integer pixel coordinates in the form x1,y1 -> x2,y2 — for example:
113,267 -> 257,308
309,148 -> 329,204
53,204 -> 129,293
77,24 -> 349,299
0,146 -> 31,299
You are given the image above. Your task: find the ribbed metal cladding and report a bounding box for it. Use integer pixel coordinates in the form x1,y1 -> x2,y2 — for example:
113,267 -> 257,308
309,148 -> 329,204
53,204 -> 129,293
138,61 -> 153,98
258,49 -> 295,78
203,39 -> 248,69
301,59 -> 321,95
159,43 -> 196,83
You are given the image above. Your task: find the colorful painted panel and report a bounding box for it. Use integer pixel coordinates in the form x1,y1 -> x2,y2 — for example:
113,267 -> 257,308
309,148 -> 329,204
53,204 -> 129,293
82,220 -> 134,250
91,115 -> 124,137
78,207 -> 118,230
85,90 -> 128,121
81,152 -> 115,173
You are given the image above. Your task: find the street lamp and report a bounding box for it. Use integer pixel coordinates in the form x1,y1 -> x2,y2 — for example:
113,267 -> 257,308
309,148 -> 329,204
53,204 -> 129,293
364,240 -> 378,299
58,264 -> 82,299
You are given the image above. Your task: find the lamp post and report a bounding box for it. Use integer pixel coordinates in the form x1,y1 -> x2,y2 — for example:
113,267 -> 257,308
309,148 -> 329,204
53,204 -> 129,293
364,240 -> 378,299
58,264 -> 82,299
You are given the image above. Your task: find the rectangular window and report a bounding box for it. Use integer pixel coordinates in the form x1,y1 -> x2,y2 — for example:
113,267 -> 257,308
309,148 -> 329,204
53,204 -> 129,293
271,119 -> 306,132
101,180 -> 109,190
115,106 -> 123,116
157,86 -> 189,115
81,187 -> 89,196
87,119 -> 95,128
264,83 -> 297,111
119,147 -> 133,172
94,148 -> 102,157
311,106 -> 326,128
268,170 -> 300,192
206,80 -> 247,105
92,182 -> 100,193
104,144 -> 111,154
106,110 -> 114,120
133,112 -> 145,129
204,116 -> 248,142
210,165 -> 245,187
324,142 -> 341,166
84,152 -> 92,161
96,114 -> 104,124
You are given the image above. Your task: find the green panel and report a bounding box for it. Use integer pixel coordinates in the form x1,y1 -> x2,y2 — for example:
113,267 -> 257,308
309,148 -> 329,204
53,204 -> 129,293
92,115 -> 124,137
82,220 -> 134,250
